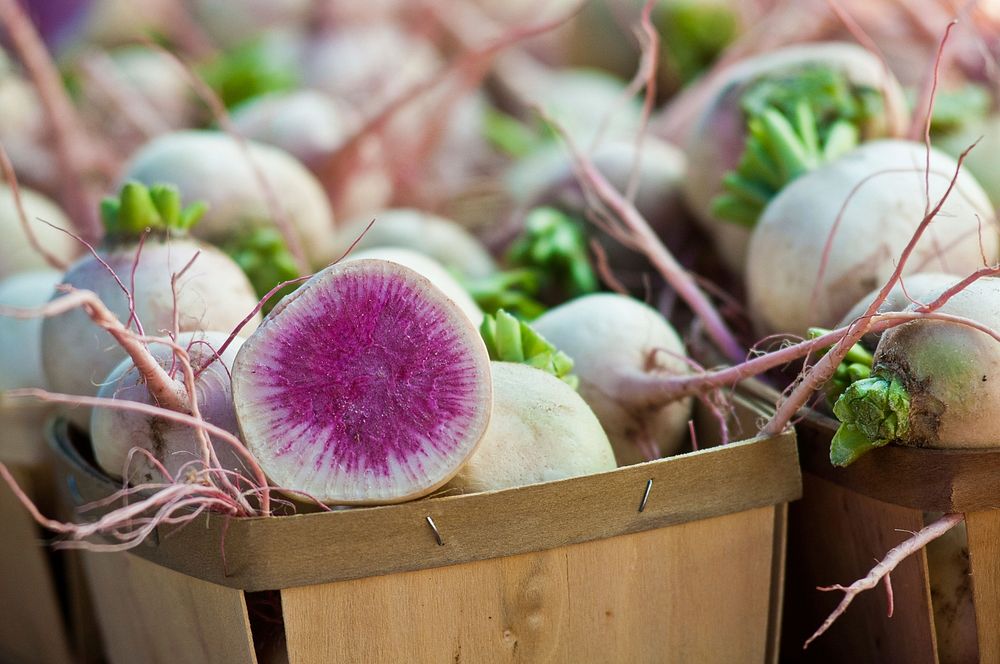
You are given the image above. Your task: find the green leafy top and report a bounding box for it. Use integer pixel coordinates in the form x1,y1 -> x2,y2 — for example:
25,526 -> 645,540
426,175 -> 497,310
807,327 -> 874,407
223,227 -> 301,314
656,0 -> 739,86
101,181 -> 206,238
200,39 -> 298,109
465,207 -> 599,320
830,371 -> 910,467
508,207 -> 599,296
482,107 -> 539,158
921,84 -> 992,136
480,309 -> 578,389
713,67 -> 883,228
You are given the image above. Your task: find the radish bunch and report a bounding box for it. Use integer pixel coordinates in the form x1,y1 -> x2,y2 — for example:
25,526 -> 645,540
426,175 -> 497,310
40,182 -> 260,427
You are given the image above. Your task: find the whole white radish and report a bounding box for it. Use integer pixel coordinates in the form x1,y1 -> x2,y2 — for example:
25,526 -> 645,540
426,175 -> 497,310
830,277 -> 1000,464
230,90 -> 358,172
679,42 -> 909,272
508,137 -> 687,275
344,247 -> 483,326
0,185 -> 78,280
40,183 -> 260,428
79,46 -> 195,141
506,68 -> 643,149
122,130 -> 337,268
336,208 -> 496,279
91,331 -> 245,483
0,72 -> 54,192
746,140 -> 998,338
533,293 -> 693,465
189,0 -> 310,48
938,113 -> 1000,209
445,362 -> 615,493
301,23 -> 441,118
229,90 -> 394,220
837,272 -> 960,349
232,259 -> 493,505
0,270 -> 60,390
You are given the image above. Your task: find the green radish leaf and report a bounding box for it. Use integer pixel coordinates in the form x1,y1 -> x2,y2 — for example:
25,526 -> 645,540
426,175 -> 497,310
829,373 -> 910,465
480,309 -> 578,387
494,310 -> 525,362
102,181 -> 208,238
713,66 -> 876,228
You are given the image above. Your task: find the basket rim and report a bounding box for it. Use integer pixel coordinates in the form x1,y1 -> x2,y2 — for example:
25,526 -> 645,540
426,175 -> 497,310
48,399 -> 800,591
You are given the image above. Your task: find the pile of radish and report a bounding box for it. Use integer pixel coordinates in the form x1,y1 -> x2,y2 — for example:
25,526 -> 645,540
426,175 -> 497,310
2,0 -> 1000,660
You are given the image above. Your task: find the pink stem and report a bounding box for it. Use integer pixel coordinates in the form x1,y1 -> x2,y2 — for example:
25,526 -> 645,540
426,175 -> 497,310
5,388 -> 271,515
0,289 -> 186,412
144,40 -> 310,275
617,306 -> 1000,407
760,144 -> 976,437
0,0 -> 105,242
550,120 -> 745,363
0,144 -> 67,270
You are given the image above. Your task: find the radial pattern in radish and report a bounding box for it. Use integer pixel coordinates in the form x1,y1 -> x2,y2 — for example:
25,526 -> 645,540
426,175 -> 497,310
233,259 -> 492,504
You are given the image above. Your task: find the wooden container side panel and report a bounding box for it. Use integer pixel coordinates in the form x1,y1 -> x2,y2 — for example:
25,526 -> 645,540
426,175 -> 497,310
782,474 -> 938,664
965,510 -> 1000,664
281,505 -> 778,664
81,551 -> 258,664
0,464 -> 74,664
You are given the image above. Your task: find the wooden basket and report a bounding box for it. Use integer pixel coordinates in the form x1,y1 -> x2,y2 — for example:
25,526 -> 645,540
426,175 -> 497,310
49,399 -> 800,664
780,409 -> 1000,664
0,406 -> 100,664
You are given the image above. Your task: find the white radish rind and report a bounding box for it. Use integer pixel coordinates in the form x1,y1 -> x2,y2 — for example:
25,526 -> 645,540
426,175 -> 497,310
938,113 -> 1000,210
533,293 -> 692,466
0,270 -> 60,390
343,247 -> 484,326
746,140 -> 998,338
0,185 -> 77,280
838,272 -> 961,348
91,331 -> 245,483
232,259 -> 493,505
445,362 -> 616,494
831,278 -> 1000,464
122,130 -> 337,267
509,138 -> 687,273
230,90 -> 358,172
336,208 -> 497,279
681,42 -> 908,273
40,238 -> 261,428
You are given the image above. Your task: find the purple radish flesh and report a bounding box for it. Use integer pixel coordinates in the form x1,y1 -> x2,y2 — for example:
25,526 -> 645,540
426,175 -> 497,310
232,259 -> 493,504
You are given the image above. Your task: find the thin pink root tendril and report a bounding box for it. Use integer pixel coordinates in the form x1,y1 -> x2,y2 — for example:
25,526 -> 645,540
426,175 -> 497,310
804,513 -> 963,649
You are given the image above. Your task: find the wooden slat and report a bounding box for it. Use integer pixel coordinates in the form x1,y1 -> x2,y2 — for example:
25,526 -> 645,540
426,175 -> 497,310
281,506 -> 777,664
0,465 -> 74,664
81,551 -> 257,664
0,408 -> 75,664
50,420 -> 801,592
965,510 -> 1000,664
797,415 -> 1000,512
782,474 -> 937,664
766,503 -> 789,664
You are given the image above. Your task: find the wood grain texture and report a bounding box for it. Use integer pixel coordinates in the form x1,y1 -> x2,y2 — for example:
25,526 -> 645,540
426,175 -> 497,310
966,510 -> 1000,664
0,412 -> 75,664
81,550 -> 257,664
0,464 -> 74,664
766,503 -> 788,664
49,416 -> 801,592
782,474 -> 938,664
797,414 -> 1000,512
281,506 -> 778,664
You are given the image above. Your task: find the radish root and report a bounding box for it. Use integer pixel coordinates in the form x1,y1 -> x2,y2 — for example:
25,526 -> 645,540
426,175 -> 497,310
804,513 -> 964,649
